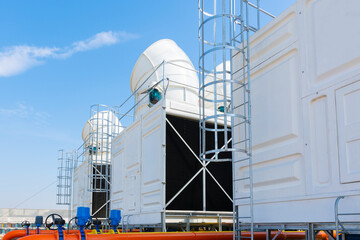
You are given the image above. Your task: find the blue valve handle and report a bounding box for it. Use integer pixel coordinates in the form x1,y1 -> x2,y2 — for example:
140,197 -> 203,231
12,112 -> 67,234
95,225 -> 100,234
21,221 -> 31,236
79,226 -> 85,240
76,207 -> 91,240
57,225 -> 64,240
92,219 -> 101,234
35,216 -> 43,234
109,209 -> 121,234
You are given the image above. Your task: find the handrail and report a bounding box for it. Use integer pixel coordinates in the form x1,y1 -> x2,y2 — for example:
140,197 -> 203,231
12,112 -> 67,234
335,196 -> 345,240
335,196 -> 360,240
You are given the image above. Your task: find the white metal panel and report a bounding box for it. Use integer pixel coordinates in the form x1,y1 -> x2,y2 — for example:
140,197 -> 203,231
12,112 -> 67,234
233,0 -> 360,223
302,91 -> 338,196
141,105 -> 165,213
234,48 -> 306,204
125,120 -> 141,170
251,49 -> 300,150
72,161 -> 91,213
111,133 -> 125,211
306,0 -> 360,82
302,78 -> 360,195
308,96 -> 332,186
233,3 -> 305,206
336,81 -> 360,183
125,168 -> 140,214
111,103 -> 165,225
304,0 -> 360,95
124,120 -> 141,215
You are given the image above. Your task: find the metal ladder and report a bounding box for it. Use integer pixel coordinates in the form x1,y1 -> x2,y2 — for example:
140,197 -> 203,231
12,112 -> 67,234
56,149 -> 74,206
199,1 -> 274,240
232,1 -> 255,239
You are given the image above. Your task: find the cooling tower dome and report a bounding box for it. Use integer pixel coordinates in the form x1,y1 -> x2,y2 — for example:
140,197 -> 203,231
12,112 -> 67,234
130,39 -> 199,117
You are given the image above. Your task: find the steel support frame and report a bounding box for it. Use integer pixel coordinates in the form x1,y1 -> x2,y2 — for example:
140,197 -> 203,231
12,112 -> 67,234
165,117 -> 233,210
121,210 -> 232,232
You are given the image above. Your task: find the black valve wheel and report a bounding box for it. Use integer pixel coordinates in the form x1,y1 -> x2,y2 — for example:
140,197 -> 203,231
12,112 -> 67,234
45,214 -> 64,230
21,220 -> 31,228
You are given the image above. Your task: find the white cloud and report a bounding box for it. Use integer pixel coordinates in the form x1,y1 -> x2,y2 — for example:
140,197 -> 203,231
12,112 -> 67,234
74,31 -> 123,52
0,46 -> 58,77
0,103 -> 51,124
0,31 -> 138,77
59,31 -> 138,58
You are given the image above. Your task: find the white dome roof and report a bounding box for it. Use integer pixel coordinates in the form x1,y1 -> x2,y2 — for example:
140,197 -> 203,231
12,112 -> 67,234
82,110 -> 122,142
130,39 -> 198,93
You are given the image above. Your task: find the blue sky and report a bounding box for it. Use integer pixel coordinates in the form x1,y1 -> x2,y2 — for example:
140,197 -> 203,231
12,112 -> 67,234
0,1 -> 295,210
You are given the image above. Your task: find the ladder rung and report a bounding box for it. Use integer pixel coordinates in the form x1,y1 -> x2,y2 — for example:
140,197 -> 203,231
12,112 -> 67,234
243,25 -> 257,33
232,86 -> 247,93
233,120 -> 250,128
249,25 -> 258,32
231,32 -> 243,42
232,64 -> 249,76
234,177 -> 250,182
235,196 -> 251,200
233,138 -> 250,145
233,102 -> 249,110
232,65 -> 246,75
234,157 -> 250,163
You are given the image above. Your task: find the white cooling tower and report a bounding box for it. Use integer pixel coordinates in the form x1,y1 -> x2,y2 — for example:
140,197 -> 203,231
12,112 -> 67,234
130,39 -> 199,117
82,110 -> 122,143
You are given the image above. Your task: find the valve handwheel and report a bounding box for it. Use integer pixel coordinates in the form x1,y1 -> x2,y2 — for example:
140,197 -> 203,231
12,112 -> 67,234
45,214 -> 64,230
21,220 -> 31,228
